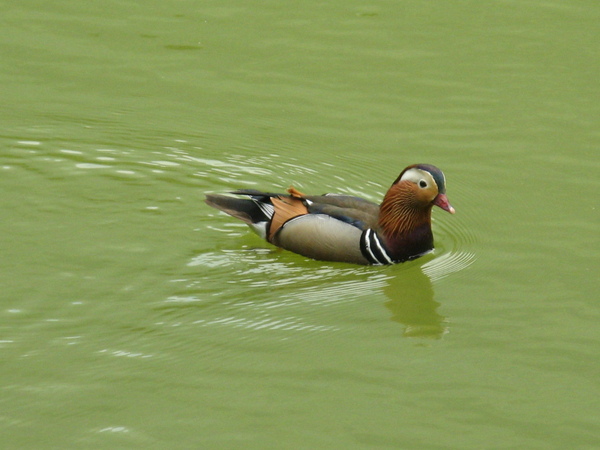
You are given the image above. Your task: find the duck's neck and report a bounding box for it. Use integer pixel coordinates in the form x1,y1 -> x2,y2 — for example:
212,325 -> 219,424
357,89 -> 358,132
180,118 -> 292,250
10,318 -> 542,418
377,186 -> 434,261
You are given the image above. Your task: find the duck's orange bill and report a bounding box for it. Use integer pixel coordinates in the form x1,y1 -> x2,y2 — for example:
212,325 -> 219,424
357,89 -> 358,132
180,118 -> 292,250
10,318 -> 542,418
433,194 -> 455,214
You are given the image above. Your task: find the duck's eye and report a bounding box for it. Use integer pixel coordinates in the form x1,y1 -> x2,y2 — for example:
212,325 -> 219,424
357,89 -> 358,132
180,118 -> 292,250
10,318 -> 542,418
419,180 -> 428,188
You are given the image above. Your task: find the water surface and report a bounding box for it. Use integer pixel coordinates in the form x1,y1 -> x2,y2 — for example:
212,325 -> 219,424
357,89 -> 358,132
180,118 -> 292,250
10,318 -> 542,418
2,1 -> 599,448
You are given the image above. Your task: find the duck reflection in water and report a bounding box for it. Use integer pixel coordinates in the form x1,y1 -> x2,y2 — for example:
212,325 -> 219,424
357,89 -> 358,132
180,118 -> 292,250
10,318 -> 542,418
384,263 -> 447,339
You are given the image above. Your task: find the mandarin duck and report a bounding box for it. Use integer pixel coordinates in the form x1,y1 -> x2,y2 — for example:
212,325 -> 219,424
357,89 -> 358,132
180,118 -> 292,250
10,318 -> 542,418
205,164 -> 455,265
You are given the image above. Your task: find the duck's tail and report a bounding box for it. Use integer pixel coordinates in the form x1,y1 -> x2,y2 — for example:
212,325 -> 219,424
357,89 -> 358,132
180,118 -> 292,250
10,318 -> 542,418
205,193 -> 273,225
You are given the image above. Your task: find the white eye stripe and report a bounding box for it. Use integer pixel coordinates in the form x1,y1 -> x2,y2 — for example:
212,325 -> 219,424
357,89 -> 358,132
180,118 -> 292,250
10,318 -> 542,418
400,168 -> 437,190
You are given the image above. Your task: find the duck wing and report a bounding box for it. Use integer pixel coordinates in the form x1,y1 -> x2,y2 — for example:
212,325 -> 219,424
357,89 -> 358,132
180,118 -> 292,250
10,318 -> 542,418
303,195 -> 379,230
269,193 -> 379,264
206,189 -> 380,264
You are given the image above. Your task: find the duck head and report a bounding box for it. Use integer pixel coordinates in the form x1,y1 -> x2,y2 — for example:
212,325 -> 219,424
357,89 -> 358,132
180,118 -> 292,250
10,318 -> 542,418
378,164 -> 454,260
394,164 -> 455,213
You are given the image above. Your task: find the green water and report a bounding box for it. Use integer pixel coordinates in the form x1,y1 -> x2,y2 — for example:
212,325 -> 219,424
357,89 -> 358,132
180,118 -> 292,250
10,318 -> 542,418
2,1 -> 599,448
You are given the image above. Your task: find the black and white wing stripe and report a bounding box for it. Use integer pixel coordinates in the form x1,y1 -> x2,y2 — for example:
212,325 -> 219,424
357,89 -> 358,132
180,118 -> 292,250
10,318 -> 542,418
252,199 -> 275,220
360,229 -> 394,265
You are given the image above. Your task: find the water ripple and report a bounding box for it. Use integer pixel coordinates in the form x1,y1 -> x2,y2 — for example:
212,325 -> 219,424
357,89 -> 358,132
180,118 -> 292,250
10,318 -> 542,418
424,212 -> 477,282
193,315 -> 338,333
